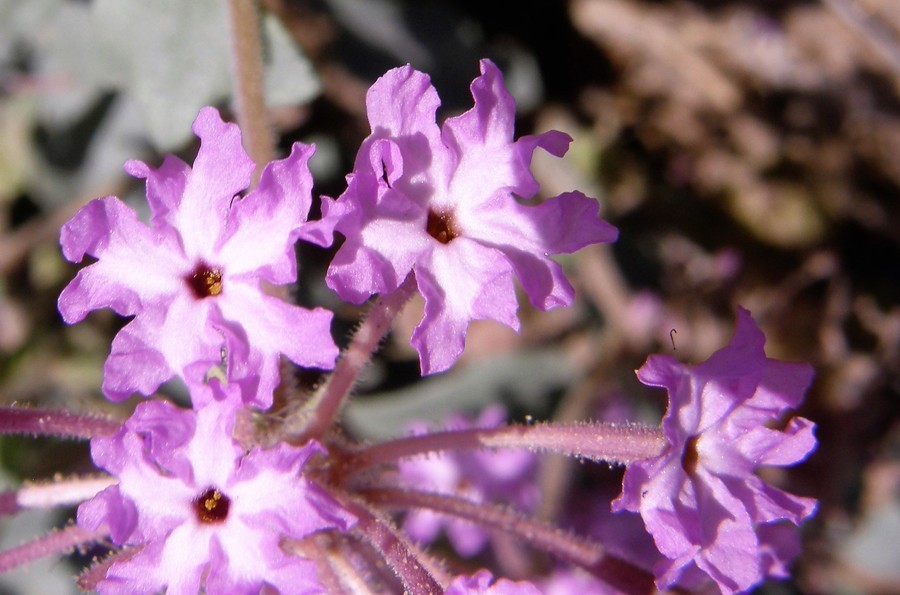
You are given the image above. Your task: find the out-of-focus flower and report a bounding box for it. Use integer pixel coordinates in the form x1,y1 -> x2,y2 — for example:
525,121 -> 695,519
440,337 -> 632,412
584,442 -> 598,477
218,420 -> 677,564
304,59 -> 617,374
540,567 -> 618,595
77,383 -> 355,594
614,307 -> 817,593
58,106 -> 337,405
447,569 -> 542,595
399,406 -> 537,557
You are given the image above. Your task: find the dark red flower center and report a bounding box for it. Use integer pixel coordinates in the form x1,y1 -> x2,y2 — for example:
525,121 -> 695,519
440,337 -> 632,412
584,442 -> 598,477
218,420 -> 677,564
681,435 -> 701,476
426,209 -> 459,245
194,487 -> 230,524
186,263 -> 223,298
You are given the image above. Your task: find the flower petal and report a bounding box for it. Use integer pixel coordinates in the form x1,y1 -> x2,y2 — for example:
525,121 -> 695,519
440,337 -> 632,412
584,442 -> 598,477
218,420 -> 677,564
58,197 -> 186,323
412,240 -> 517,374
218,142 -> 315,282
169,107 -> 255,258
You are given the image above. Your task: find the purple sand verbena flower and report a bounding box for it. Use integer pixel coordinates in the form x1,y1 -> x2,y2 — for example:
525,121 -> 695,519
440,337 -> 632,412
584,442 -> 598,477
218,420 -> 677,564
77,383 -> 355,594
58,106 -> 338,406
614,307 -> 818,593
303,59 -> 618,374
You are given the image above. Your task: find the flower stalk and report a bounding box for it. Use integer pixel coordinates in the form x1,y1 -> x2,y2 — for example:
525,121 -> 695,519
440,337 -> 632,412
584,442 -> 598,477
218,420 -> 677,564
226,0 -> 273,185
343,420 -> 668,474
0,525 -> 106,574
284,273 -> 418,444
0,406 -> 120,440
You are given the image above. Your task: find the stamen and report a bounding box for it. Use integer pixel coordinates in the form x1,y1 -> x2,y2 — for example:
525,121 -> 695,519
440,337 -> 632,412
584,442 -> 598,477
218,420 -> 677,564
426,209 -> 459,245
193,488 -> 230,524
186,263 -> 223,298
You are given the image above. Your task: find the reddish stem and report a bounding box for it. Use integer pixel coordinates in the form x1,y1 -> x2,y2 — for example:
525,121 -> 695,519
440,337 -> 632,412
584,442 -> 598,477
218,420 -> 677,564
345,421 -> 667,473
340,493 -> 449,593
0,524 -> 106,574
226,0 -> 273,185
363,486 -> 602,567
0,407 -> 120,440
285,274 -> 417,444
364,487 -> 655,594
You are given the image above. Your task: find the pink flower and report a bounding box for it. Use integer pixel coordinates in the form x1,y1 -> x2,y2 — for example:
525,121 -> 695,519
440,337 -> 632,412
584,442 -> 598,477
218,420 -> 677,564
398,406 -> 537,557
613,308 -> 818,593
77,384 -> 355,594
58,107 -> 338,406
447,569 -> 541,595
304,60 -> 617,374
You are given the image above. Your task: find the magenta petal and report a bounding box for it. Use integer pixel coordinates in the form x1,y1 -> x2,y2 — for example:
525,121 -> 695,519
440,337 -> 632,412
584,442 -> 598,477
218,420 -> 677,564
441,60 -> 517,168
326,195 -> 426,302
412,242 -> 517,374
102,297 -> 223,399
218,142 -> 315,283
365,64 -> 442,150
124,155 -> 191,227
297,194 -> 342,248
101,320 -> 176,401
745,417 -> 817,467
77,485 -> 138,545
526,191 -> 619,254
58,197 -> 186,323
326,239 -> 409,303
162,108 -> 254,260
462,192 -> 616,310
219,285 -> 338,370
216,286 -> 337,404
447,570 -> 542,595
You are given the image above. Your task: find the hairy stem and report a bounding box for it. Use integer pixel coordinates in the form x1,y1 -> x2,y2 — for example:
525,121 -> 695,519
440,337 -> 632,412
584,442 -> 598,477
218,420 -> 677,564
0,524 -> 106,574
284,274 -> 418,444
363,487 -> 655,593
341,493 -> 449,593
16,475 -> 115,509
345,420 -> 667,473
227,0 -> 273,185
0,407 -> 120,440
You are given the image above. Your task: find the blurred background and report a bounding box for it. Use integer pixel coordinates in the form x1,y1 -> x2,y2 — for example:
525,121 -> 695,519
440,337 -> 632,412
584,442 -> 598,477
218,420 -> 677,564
1,0 -> 898,593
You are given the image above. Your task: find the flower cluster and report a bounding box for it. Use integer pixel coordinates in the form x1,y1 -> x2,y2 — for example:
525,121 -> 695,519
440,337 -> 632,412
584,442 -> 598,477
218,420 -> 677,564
0,60 -> 818,595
